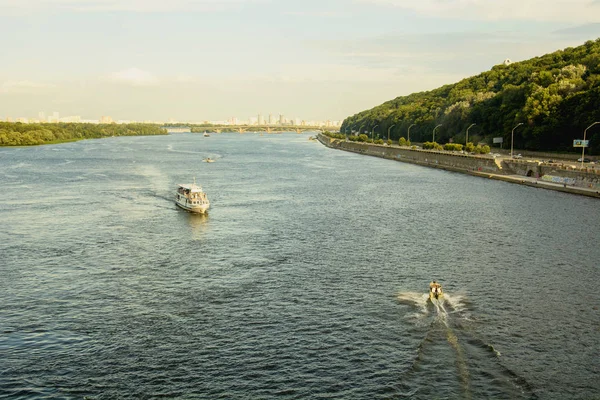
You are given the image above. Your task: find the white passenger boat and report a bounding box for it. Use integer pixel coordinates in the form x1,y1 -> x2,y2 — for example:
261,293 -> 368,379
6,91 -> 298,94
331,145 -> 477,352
175,179 -> 210,214
203,132 -> 210,137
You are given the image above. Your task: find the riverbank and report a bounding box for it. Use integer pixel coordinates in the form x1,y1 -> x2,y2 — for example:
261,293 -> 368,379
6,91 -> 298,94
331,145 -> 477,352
317,134 -> 600,199
0,122 -> 167,146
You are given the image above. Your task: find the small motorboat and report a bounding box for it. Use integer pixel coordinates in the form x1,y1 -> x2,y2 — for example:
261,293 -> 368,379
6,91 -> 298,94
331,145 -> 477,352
203,132 -> 210,137
203,157 -> 215,163
429,281 -> 443,300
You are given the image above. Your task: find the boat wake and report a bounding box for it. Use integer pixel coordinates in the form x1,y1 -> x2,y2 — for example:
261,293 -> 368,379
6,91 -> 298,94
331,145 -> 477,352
166,144 -> 221,159
396,290 -> 536,399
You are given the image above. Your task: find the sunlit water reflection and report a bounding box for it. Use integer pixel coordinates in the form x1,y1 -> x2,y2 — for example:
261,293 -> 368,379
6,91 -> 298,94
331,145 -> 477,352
1,133 -> 598,399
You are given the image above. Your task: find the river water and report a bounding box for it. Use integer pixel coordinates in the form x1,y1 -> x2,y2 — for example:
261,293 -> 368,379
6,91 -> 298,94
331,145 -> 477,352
0,133 -> 598,399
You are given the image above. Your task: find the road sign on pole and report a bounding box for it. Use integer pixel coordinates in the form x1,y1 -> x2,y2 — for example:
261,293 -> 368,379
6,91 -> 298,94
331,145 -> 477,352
573,139 -> 589,148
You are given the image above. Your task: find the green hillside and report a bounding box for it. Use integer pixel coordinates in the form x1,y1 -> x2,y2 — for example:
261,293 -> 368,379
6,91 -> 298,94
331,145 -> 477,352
341,38 -> 600,154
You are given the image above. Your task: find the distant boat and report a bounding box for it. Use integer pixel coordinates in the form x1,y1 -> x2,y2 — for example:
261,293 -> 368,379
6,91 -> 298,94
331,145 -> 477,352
175,178 -> 210,214
203,157 -> 215,163
429,281 -> 443,301
203,132 -> 210,137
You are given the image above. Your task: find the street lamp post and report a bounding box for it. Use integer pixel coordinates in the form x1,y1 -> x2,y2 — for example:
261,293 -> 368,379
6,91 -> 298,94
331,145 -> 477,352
358,124 -> 366,135
433,124 -> 442,142
466,123 -> 476,147
407,123 -> 416,143
511,122 -> 524,158
372,124 -> 379,140
387,124 -> 396,142
582,121 -> 599,168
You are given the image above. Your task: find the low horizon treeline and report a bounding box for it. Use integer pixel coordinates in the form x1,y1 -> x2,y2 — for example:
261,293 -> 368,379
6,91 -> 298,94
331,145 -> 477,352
341,38 -> 600,155
0,122 -> 167,146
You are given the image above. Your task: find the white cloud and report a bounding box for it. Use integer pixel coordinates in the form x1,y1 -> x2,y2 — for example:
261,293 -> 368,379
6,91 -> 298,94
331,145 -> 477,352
0,0 -> 264,13
248,63 -> 463,87
283,10 -> 345,17
107,68 -> 159,86
0,80 -> 57,94
359,0 -> 600,23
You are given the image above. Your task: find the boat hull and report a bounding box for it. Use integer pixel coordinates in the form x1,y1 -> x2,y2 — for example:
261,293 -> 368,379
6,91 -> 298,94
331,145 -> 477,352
176,200 -> 209,214
429,292 -> 443,301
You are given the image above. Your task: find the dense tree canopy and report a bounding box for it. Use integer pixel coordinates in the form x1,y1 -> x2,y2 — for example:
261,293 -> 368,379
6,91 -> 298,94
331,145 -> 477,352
341,38 -> 600,154
0,122 -> 167,146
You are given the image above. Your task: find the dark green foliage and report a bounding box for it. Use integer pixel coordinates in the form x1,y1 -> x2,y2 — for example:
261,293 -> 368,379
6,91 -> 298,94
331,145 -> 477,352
422,141 -> 443,150
340,38 -> 600,154
474,144 -> 491,154
444,143 -> 463,152
323,131 -> 345,140
0,122 -> 167,146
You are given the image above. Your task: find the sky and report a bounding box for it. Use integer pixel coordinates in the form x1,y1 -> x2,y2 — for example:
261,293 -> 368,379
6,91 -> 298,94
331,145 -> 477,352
0,0 -> 599,122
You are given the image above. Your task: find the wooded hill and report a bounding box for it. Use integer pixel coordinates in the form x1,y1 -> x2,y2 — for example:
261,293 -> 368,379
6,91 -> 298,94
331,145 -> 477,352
0,122 -> 167,146
341,38 -> 600,155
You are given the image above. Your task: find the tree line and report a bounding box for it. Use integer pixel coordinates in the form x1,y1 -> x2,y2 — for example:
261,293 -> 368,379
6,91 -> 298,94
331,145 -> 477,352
0,122 -> 167,146
340,38 -> 600,155
322,130 -> 490,154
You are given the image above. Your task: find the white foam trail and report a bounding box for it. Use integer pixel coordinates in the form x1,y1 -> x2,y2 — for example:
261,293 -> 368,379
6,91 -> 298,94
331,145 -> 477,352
431,298 -> 449,325
442,293 -> 469,314
135,165 -> 169,195
167,143 -> 218,156
397,291 -> 430,319
7,162 -> 31,169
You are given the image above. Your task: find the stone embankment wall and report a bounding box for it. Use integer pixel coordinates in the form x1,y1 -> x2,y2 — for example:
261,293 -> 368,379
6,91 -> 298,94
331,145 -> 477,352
503,159 -> 600,189
317,134 -> 600,196
318,135 -> 501,174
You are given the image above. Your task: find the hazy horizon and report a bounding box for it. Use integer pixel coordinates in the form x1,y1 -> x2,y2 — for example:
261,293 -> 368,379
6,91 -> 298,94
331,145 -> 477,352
1,0 -> 599,122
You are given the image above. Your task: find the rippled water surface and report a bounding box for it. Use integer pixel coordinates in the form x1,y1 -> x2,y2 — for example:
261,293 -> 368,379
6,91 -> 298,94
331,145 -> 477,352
1,133 -> 599,399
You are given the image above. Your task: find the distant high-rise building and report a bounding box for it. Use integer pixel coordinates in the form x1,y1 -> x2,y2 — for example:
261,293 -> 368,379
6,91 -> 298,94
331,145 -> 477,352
279,114 -> 285,125
60,116 -> 81,123
38,111 -> 46,122
258,113 -> 265,125
46,112 -> 59,123
269,114 -> 275,125
100,116 -> 114,124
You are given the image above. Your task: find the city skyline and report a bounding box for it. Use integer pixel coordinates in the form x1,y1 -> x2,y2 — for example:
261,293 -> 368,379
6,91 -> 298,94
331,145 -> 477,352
0,0 -> 599,122
1,110 -> 341,127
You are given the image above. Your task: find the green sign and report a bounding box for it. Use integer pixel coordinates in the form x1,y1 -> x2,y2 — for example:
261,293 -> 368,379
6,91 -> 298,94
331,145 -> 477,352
573,139 -> 589,148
